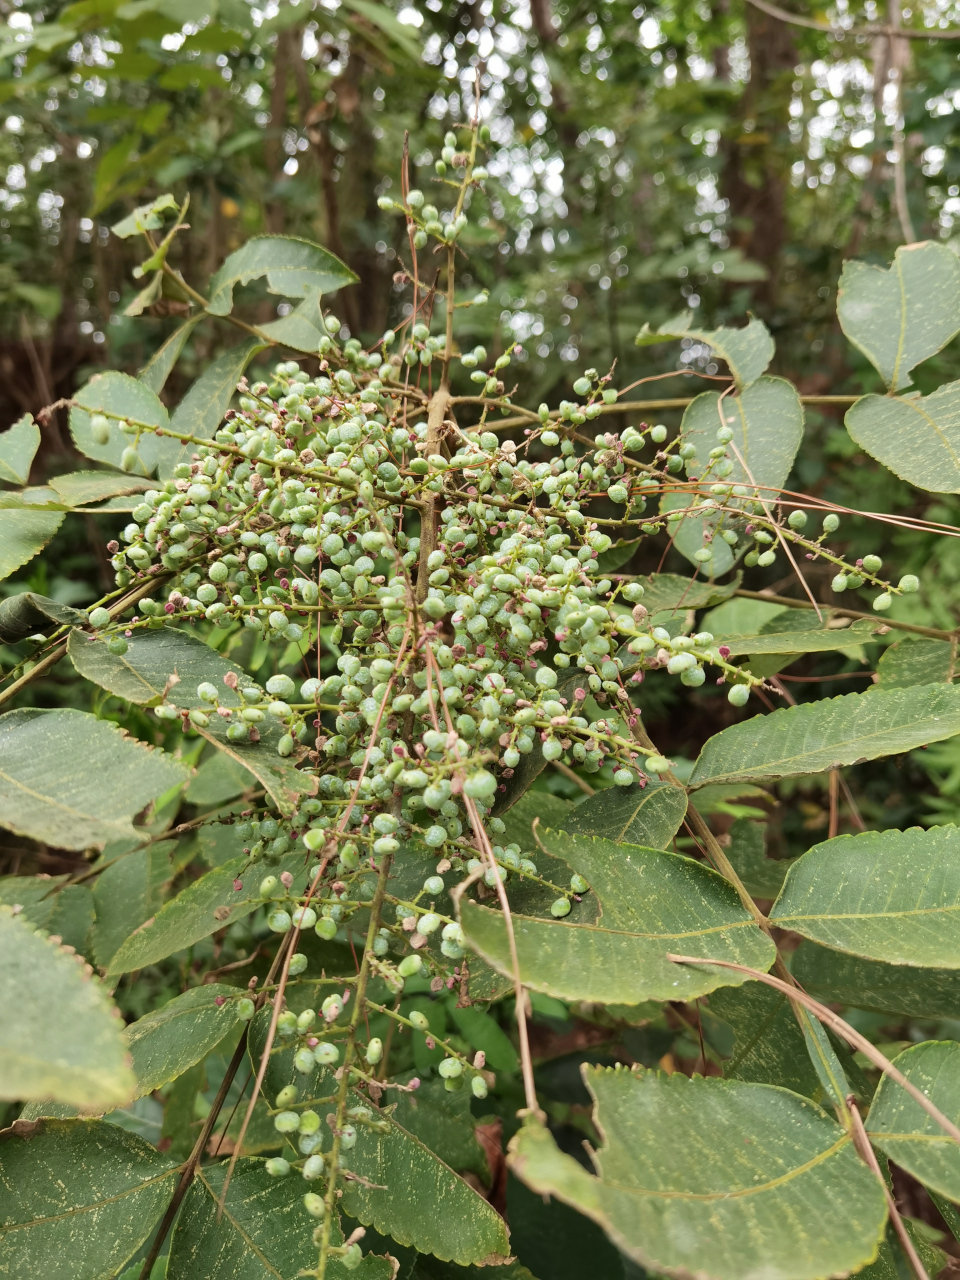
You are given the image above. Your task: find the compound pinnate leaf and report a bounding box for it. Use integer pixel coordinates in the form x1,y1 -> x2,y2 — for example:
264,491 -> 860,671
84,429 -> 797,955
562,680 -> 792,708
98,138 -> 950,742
252,1017 -> 511,1267
877,637 -> 955,687
792,941 -> 960,1020
564,780 -> 687,850
0,1119 -> 176,1278
0,508 -> 64,581
0,709 -> 188,851
155,336 -> 267,478
460,829 -> 775,1004
845,380 -> 960,493
0,909 -> 135,1108
636,313 -> 774,390
867,1040 -> 960,1203
106,849 -> 310,975
70,370 -> 169,473
681,377 -> 804,495
168,1159 -> 395,1280
689,683 -> 960,787
0,413 -> 40,485
508,1069 -> 887,1280
838,241 -> 960,391
0,591 -> 86,644
68,624 -> 245,706
124,984 -> 241,1097
770,826 -> 960,966
206,234 -> 358,315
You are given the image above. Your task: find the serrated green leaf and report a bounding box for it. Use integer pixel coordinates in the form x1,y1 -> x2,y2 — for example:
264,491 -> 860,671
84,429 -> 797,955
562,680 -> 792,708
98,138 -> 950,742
792,941 -> 960,1019
168,1158 -> 394,1280
845,380 -> 960,493
723,817 -> 793,898
48,470 -> 152,508
196,718 -> 316,815
0,413 -> 40,485
68,624 -> 244,705
0,909 -> 135,1108
111,191 -> 179,238
390,1071 -> 489,1180
508,1070 -> 887,1280
0,875 -> 93,953
505,1171 -> 625,1280
595,537 -> 640,573
877,637 -> 955,687
0,508 -> 65,581
155,337 -> 268,478
124,984 -> 241,1097
91,841 -> 174,966
257,285 -> 328,354
856,1224 -> 945,1280
564,780 -> 687,849
631,571 -> 740,616
107,849 -> 309,975
770,826 -> 960,966
838,241 -> 960,391
498,791 -> 572,851
446,1001 -> 519,1074
0,1119 -> 176,1277
460,828 -> 775,1004
71,370 -> 169,473
139,313 -> 204,394
689,683 -> 960,787
709,982 -> 824,1098
680,377 -> 803,497
0,709 -> 188,851
251,1017 -> 511,1266
636,313 -> 774,390
0,591 -> 86,643
206,235 -> 358,316
716,616 -> 881,656
867,1040 -> 960,1203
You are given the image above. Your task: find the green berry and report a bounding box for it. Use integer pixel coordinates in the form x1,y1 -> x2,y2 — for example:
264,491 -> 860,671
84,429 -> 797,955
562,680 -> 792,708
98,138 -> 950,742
88,606 -> 111,629
471,1074 -> 489,1099
265,1157 -> 290,1177
728,684 -> 750,707
899,574 -> 919,593
822,513 -> 840,533
409,1010 -> 430,1031
550,897 -> 572,918
294,1047 -> 316,1074
303,1192 -> 326,1218
613,768 -> 633,786
315,917 -> 338,941
831,574 -> 848,593
438,1056 -> 463,1078
276,1085 -> 299,1108
365,1037 -> 383,1064
787,510 -> 807,530
274,1110 -> 300,1133
650,425 -> 667,443
423,875 -> 445,895
314,1042 -> 339,1065
302,1154 -> 325,1181
289,952 -> 308,976
259,875 -> 279,899
873,593 -> 892,611
237,997 -> 255,1021
398,954 -> 423,978
644,755 -> 670,775
90,413 -> 111,445
267,908 -> 292,933
862,554 -> 882,573
570,873 -> 589,893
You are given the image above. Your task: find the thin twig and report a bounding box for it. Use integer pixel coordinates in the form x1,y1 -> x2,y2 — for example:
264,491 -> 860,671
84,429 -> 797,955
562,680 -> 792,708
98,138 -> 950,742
847,1099 -> 930,1280
745,0 -> 960,39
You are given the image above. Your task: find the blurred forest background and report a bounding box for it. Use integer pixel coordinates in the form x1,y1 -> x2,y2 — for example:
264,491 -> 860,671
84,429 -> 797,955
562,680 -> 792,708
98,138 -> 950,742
6,0 -> 960,853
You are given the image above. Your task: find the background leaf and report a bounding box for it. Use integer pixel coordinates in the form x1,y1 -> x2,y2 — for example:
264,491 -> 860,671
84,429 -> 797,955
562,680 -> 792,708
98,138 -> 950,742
770,826 -> 960,966
91,841 -> 174,967
70,370 -> 169,473
106,848 -> 310,975
845,381 -> 960,494
0,909 -> 135,1108
0,875 -> 93,954
867,1040 -> 960,1202
680,377 -> 803,495
205,235 -> 358,315
689,684 -> 960,787
508,1069 -> 887,1280
460,829 -> 775,1004
138,313 -> 204,394
792,941 -> 960,1019
563,780 -> 687,849
68,624 -> 245,706
722,817 -> 793,898
0,709 -> 188,851
0,413 -> 40,485
637,314 -> 774,390
877,637 -> 955,687
48,470 -> 152,508
0,508 -> 65,581
837,241 -> 960,391
0,592 -> 87,644
124,984 -> 241,1097
0,1119 -> 176,1278
168,1158 -> 395,1279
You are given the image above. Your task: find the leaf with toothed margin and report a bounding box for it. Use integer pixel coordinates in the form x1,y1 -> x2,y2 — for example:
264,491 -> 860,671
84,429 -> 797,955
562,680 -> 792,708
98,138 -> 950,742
0,909 -> 135,1109
459,828 -> 775,1005
0,1119 -> 177,1278
508,1069 -> 887,1280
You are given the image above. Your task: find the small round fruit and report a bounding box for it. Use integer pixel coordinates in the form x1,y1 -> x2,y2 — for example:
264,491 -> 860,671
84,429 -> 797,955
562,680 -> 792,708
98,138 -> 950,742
303,1192 -> 326,1218
471,1074 -> 489,1099
365,1037 -> 383,1064
728,684 -> 750,707
265,1157 -> 290,1177
275,1085 -> 299,1108
302,1154 -> 325,1181
274,1110 -> 300,1133
550,897 -> 572,918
